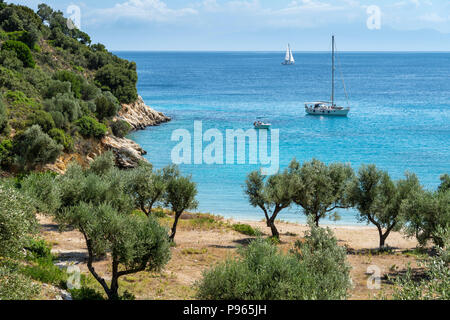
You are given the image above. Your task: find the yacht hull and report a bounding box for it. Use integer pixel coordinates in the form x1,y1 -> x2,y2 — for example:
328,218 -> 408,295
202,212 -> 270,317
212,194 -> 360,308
305,108 -> 349,117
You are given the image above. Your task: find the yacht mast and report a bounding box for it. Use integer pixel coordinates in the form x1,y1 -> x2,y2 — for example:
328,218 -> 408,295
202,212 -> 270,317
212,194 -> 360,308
331,35 -> 335,106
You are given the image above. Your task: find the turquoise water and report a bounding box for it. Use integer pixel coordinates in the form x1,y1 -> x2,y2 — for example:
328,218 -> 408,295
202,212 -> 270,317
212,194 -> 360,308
116,52 -> 450,225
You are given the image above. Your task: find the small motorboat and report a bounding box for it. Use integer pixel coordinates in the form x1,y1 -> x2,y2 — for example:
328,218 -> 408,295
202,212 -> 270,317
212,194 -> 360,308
254,120 -> 271,129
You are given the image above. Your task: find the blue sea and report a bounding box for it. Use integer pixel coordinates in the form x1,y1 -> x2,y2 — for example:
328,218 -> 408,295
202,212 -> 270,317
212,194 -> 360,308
115,51 -> 450,226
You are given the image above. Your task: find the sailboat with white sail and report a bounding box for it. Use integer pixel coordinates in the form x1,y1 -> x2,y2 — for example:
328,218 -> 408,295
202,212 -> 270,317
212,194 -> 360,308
305,36 -> 350,116
282,44 -> 295,65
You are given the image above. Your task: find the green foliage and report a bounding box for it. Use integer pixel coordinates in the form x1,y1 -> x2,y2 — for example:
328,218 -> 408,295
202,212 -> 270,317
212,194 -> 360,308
289,158 -> 354,226
75,115 -> 107,138
69,287 -> 105,300
27,110 -> 55,133
25,238 -> 52,260
0,264 -> 39,300
48,128 -> 74,152
196,228 -> 351,300
1,40 -> 35,68
42,79 -> 71,99
81,81 -> 101,101
21,171 -> 61,214
293,223 -> 352,299
232,223 -> 261,236
0,95 -> 7,133
44,93 -> 82,129
0,139 -> 13,168
125,163 -> 166,216
21,255 -> 68,288
13,124 -> 63,170
244,169 -> 294,238
53,70 -> 83,99
0,181 -> 38,259
350,165 -> 422,248
439,174 -> 450,194
95,64 -> 138,103
111,119 -> 132,138
95,91 -> 120,120
401,189 -> 450,248
388,230 -> 449,300
59,202 -> 171,300
165,173 -> 198,241
0,48 -> 23,70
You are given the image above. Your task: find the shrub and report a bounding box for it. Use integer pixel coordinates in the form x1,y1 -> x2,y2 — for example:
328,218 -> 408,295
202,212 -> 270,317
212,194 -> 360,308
48,128 -> 74,151
95,91 -> 120,120
0,49 -> 23,70
0,182 -> 38,259
0,139 -> 13,168
0,96 -> 7,133
42,79 -> 71,99
95,64 -> 138,103
111,119 -> 131,138
25,238 -> 52,260
21,171 -> 61,214
81,81 -> 101,101
388,229 -> 449,300
69,287 -> 104,300
292,223 -> 352,299
44,93 -> 82,129
232,223 -> 261,236
1,40 -> 35,68
0,265 -> 39,300
13,124 -> 63,170
53,70 -> 84,99
27,110 -> 55,133
196,229 -> 351,300
75,115 -> 107,138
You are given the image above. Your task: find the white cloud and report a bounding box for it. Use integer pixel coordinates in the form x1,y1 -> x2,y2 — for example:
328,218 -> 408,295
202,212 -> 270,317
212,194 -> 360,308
420,13 -> 447,23
93,0 -> 198,23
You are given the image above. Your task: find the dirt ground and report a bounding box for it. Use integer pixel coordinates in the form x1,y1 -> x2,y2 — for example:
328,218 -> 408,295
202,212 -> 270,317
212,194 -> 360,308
38,214 -> 423,300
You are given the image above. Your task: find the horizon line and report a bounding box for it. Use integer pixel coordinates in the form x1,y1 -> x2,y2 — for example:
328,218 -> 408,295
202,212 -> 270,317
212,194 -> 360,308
112,50 -> 450,53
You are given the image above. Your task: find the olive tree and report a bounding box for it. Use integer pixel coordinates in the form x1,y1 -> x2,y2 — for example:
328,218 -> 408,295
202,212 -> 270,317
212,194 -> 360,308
289,159 -> 354,226
401,178 -> 449,248
58,202 -> 171,300
350,165 -> 421,248
244,169 -> 294,238
164,174 -> 198,241
125,162 -> 166,216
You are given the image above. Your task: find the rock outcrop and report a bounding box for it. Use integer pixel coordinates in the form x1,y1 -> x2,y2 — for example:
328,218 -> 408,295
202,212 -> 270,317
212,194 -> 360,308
101,135 -> 147,169
115,95 -> 170,130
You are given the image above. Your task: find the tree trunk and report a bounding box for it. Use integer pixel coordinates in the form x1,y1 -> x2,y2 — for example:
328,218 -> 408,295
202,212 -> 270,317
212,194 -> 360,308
109,258 -> 120,300
169,212 -> 182,241
314,214 -> 320,227
376,225 -> 385,249
268,219 -> 279,238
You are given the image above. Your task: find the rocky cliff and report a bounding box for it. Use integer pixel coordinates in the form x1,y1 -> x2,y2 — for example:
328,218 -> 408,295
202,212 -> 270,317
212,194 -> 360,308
115,96 -> 171,130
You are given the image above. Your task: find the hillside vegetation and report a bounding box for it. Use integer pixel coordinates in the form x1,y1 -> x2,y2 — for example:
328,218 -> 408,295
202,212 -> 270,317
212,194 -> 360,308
0,1 -> 137,173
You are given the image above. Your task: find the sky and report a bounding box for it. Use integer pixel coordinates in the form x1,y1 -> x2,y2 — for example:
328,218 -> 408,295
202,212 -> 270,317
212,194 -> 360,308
11,0 -> 450,51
